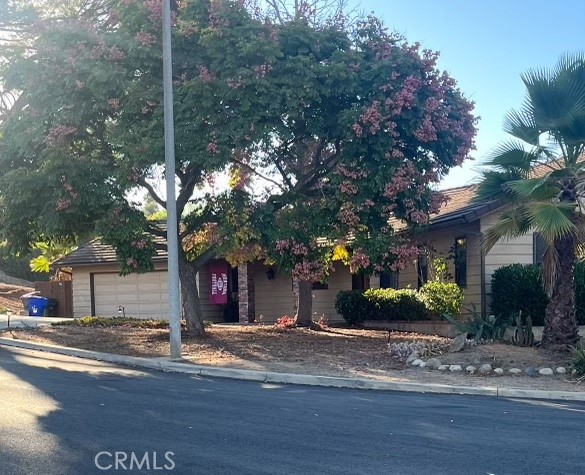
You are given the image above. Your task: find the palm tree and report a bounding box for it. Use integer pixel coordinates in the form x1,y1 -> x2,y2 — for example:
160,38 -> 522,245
476,52 -> 585,352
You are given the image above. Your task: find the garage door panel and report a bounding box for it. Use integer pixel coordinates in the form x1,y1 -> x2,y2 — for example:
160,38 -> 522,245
93,272 -> 169,319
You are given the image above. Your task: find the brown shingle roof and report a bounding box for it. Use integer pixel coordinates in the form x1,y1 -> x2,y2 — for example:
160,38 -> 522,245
58,236 -> 168,267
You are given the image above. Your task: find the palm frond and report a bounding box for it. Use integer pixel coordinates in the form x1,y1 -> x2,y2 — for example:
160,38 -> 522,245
474,169 -> 524,202
484,140 -> 537,170
481,207 -> 532,252
502,109 -> 540,146
505,177 -> 560,200
526,201 -> 576,243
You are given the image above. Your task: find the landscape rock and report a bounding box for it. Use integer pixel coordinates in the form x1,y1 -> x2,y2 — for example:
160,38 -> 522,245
449,333 -> 467,353
426,358 -> 442,370
539,367 -> 553,376
494,368 -> 504,375
556,367 -> 567,374
509,368 -> 522,375
525,367 -> 540,378
478,364 -> 492,374
465,365 -> 476,374
406,351 -> 420,364
418,362 -> 427,368
437,365 -> 449,371
449,365 -> 463,372
411,359 -> 424,367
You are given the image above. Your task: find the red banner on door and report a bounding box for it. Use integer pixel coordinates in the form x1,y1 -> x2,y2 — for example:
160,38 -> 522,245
209,262 -> 228,305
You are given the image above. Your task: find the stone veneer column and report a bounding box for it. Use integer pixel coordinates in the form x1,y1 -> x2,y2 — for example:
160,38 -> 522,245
238,263 -> 255,323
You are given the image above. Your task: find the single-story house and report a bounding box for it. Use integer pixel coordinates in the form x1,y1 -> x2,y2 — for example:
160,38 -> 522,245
58,184 -> 544,324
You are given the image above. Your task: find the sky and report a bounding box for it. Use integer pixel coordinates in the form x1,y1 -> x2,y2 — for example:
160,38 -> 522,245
357,0 -> 585,189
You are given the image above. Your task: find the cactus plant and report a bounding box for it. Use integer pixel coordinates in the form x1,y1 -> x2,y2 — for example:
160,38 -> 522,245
512,311 -> 535,347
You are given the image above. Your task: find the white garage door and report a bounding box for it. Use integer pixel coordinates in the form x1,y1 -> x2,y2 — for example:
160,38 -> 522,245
93,271 -> 169,319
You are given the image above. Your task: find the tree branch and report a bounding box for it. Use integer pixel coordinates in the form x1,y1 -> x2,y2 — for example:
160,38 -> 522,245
138,178 -> 166,209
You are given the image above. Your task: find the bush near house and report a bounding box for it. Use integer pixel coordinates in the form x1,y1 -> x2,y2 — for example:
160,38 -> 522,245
335,289 -> 430,325
491,263 -> 585,326
419,281 -> 464,318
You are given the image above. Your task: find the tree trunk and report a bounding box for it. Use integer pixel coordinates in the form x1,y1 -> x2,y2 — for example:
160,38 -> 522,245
294,279 -> 313,327
541,234 -> 580,351
178,257 -> 206,337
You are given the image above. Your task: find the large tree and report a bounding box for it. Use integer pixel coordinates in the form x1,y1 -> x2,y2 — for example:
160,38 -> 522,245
0,0 -> 282,335
0,0 -> 476,332
476,53 -> 585,351
227,15 -> 477,325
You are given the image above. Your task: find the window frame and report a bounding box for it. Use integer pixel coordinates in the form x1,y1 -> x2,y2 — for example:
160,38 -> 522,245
454,236 -> 467,288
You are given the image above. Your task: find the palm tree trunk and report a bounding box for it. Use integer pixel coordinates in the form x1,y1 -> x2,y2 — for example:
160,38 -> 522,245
541,234 -> 580,351
294,279 -> 313,326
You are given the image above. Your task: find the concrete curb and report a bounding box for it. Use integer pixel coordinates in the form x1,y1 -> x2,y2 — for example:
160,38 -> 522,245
1,337 -> 584,401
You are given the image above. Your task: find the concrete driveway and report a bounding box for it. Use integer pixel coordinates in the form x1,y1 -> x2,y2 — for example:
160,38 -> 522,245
0,314 -> 71,329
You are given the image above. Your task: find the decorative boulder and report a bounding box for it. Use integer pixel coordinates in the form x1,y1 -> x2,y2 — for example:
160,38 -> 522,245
465,365 -> 476,374
478,364 -> 492,374
411,359 -> 424,367
449,333 -> 467,353
406,351 -> 420,364
426,358 -> 442,370
449,365 -> 463,372
539,368 -> 553,376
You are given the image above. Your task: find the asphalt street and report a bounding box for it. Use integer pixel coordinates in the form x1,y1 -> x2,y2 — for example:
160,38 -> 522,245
1,345 -> 584,475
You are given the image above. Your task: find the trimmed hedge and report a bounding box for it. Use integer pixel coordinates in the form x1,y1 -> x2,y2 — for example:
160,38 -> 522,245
335,288 -> 430,325
490,263 -> 585,326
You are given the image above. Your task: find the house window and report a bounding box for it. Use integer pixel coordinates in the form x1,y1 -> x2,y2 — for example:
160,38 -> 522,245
380,271 -> 398,289
454,237 -> 467,288
352,273 -> 366,290
312,281 -> 328,290
533,233 -> 546,266
417,253 -> 428,288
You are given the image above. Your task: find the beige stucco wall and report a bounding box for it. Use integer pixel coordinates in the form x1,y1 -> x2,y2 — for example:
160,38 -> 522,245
252,261 -> 366,323
396,222 -> 483,315
481,210 -> 535,310
312,261 -> 353,322
252,261 -> 295,322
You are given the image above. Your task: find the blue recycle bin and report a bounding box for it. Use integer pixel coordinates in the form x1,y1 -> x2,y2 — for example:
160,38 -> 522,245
28,296 -> 49,317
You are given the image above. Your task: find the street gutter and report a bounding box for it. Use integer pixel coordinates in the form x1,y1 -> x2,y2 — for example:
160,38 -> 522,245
1,337 -> 584,402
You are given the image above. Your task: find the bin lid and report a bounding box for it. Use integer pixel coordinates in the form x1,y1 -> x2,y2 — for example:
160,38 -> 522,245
29,296 -> 49,303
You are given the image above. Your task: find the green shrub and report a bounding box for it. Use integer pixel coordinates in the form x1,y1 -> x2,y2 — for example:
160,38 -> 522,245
335,289 -> 429,325
491,263 -> 585,326
490,264 -> 549,326
334,290 -> 375,325
419,281 -> 464,317
571,347 -> 585,377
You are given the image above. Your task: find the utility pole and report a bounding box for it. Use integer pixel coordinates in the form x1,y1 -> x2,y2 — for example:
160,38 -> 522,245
162,0 -> 182,359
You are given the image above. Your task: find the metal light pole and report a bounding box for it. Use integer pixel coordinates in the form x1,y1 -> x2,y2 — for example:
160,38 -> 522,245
162,0 -> 182,359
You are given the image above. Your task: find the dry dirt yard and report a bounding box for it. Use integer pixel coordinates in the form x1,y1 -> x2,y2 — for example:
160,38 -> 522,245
1,324 -> 582,392
0,283 -> 33,314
